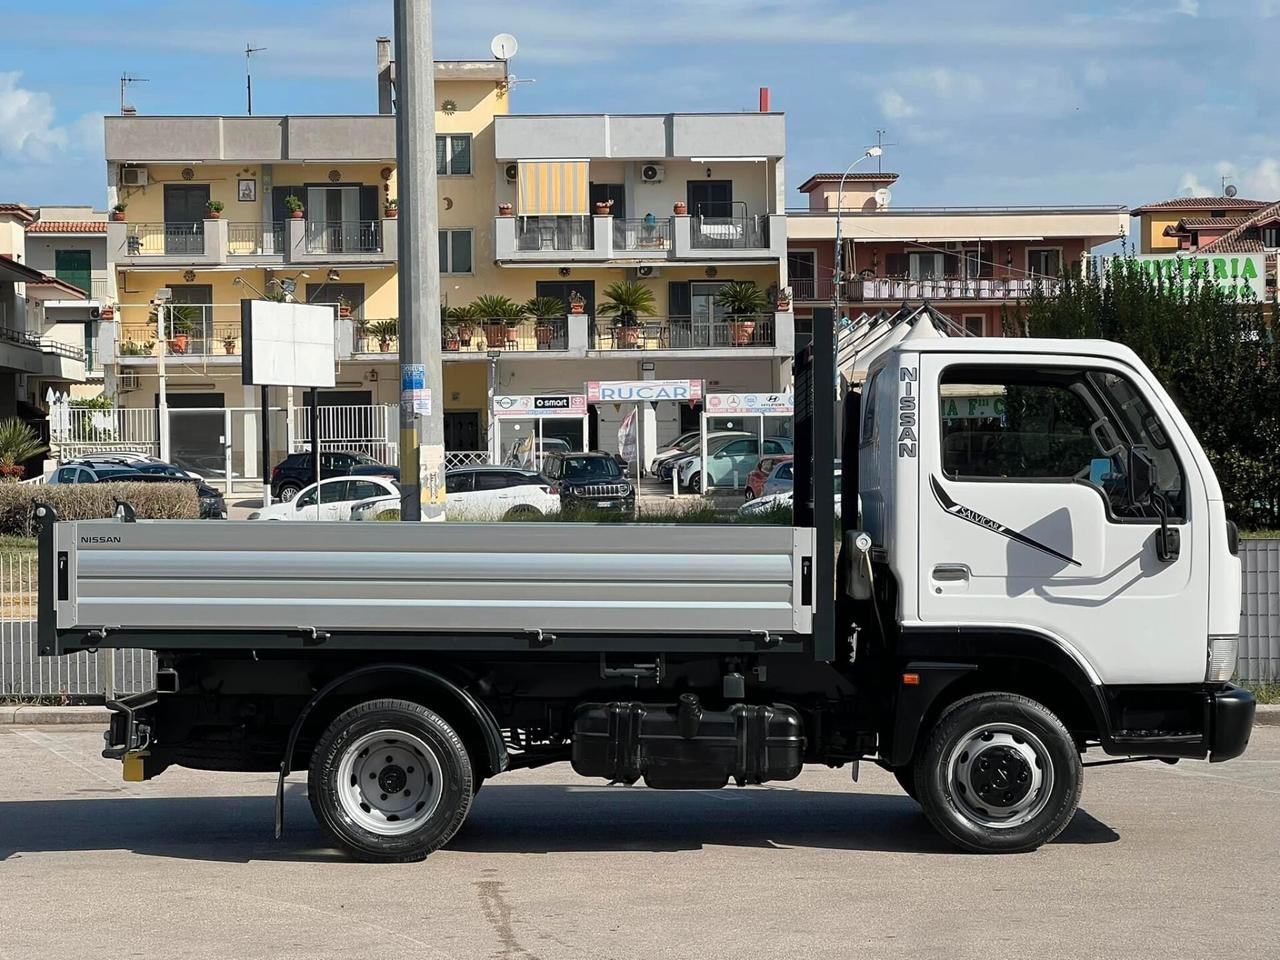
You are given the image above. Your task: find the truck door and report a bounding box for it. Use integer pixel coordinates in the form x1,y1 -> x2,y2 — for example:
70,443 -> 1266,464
916,353 -> 1208,685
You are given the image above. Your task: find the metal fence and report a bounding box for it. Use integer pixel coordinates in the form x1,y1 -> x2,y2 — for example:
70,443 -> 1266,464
2,540 -> 1278,698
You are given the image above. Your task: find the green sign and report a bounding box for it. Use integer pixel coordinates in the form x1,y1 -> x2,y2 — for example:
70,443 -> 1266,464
1120,253 -> 1266,301
941,396 -> 1006,420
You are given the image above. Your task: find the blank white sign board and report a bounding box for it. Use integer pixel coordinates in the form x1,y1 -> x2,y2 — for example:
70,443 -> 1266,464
241,299 -> 336,388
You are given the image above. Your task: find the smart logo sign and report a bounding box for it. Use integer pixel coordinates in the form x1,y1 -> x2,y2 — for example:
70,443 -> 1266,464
492,394 -> 587,419
586,380 -> 704,403
1116,254 -> 1266,301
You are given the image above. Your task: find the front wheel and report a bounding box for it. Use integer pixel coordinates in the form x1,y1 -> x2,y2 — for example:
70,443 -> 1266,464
685,473 -> 703,493
915,692 -> 1081,854
308,698 -> 473,862
502,504 -> 542,520
279,484 -> 301,502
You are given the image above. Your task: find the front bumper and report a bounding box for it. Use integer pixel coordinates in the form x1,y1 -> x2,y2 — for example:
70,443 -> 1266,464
1209,683 -> 1255,762
1102,682 -> 1255,762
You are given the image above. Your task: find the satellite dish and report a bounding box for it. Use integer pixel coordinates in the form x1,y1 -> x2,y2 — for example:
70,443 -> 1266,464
874,187 -> 892,209
491,33 -> 518,60
1225,184 -> 1238,197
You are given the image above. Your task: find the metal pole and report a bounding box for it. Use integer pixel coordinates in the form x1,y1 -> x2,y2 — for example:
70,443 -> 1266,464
157,304 -> 170,462
260,384 -> 272,507
486,352 -> 499,463
394,0 -> 446,522
832,150 -> 879,364
310,389 -> 320,503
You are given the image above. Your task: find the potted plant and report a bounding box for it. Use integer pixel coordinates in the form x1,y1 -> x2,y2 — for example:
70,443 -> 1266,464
222,332 -> 238,355
715,280 -> 769,346
446,304 -> 477,348
384,197 -> 398,218
442,323 -> 460,351
472,294 -> 525,349
673,200 -> 688,215
368,319 -> 399,352
206,199 -> 224,220
594,198 -> 614,217
598,279 -> 656,349
0,417 -> 48,481
119,339 -> 155,356
775,285 -> 793,312
110,202 -> 127,222
568,290 -> 587,315
336,295 -> 353,320
284,195 -> 305,219
498,201 -> 514,216
150,304 -> 198,355
353,317 -> 371,353
524,296 -> 566,349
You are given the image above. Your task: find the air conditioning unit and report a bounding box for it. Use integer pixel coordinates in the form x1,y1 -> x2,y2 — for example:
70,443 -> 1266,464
641,164 -> 665,183
632,265 -> 661,280
120,166 -> 148,187
118,371 -> 140,391
504,163 -> 518,183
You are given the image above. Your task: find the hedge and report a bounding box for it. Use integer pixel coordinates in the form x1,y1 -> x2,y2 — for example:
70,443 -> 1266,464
0,482 -> 200,536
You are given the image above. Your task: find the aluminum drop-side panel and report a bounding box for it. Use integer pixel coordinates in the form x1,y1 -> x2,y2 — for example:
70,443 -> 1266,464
63,520 -> 806,636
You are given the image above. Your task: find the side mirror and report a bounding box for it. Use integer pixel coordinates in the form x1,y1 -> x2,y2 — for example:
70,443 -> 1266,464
1127,445 -> 1157,507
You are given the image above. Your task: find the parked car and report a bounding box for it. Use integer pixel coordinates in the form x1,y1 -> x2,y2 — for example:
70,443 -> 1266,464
48,462 -> 150,484
505,436 -> 572,471
351,467 -> 561,521
349,462 -> 399,481
746,455 -> 793,501
251,476 -> 400,521
70,453 -> 203,480
654,430 -> 752,481
677,436 -> 794,491
47,463 -> 226,518
539,451 -> 636,515
270,451 -> 390,501
738,467 -> 844,520
120,473 -> 228,520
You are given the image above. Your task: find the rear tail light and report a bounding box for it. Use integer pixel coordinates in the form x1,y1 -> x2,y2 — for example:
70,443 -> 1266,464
1206,636 -> 1238,683
545,485 -> 559,495
271,465 -> 281,479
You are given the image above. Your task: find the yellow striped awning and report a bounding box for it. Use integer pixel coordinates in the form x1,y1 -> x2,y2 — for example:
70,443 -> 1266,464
517,160 -> 589,216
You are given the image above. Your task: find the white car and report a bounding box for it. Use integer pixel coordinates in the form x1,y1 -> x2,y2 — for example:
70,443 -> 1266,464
249,476 -> 399,521
738,469 -> 850,520
351,467 -> 561,521
677,435 -> 794,491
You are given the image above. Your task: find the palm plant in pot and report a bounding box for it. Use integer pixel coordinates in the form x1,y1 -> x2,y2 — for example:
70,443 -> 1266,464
151,304 -> 200,355
524,296 -> 567,349
0,417 -> 48,481
715,280 -> 769,346
471,294 -> 524,349
598,279 -> 655,349
368,319 -> 399,352
446,304 -> 478,348
353,317 -> 371,353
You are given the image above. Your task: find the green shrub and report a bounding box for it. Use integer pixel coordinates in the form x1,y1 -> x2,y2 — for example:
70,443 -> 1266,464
0,482 -> 200,536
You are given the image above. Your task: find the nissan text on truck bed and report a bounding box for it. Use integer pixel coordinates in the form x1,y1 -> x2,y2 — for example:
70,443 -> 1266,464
37,320 -> 1255,861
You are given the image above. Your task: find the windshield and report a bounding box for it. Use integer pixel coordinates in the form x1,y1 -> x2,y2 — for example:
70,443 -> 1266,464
563,457 -> 623,481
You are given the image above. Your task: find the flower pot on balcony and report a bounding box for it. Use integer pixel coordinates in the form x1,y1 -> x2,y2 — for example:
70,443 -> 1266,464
483,322 -> 507,349
729,320 -> 756,346
443,336 -> 460,352
569,302 -> 585,315
535,323 -> 555,348
384,201 -> 398,218
339,305 -> 352,319
673,201 -> 688,215
168,334 -> 189,354
222,339 -> 237,355
379,340 -> 393,353
616,324 -> 640,349
498,202 -> 514,216
594,200 -> 614,216
110,210 -> 126,222
457,326 -> 473,347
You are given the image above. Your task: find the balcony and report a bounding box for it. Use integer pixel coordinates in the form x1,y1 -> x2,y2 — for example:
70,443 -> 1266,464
591,314 -> 786,353
852,276 -> 1060,301
440,317 -> 570,355
116,306 -> 243,361
228,221 -> 285,258
612,217 -> 672,253
109,216 -> 397,267
515,216 -> 594,253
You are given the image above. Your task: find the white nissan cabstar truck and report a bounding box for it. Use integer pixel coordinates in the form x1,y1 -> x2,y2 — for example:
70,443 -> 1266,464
37,323 -> 1254,861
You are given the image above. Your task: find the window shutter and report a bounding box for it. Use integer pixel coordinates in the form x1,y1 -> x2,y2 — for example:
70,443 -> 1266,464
885,253 -> 909,277
359,186 -> 379,224
668,281 -> 691,318
978,246 -> 994,278
944,252 -> 960,278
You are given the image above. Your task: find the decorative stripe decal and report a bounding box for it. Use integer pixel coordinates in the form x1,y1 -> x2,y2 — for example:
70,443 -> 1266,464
929,475 -> 1081,568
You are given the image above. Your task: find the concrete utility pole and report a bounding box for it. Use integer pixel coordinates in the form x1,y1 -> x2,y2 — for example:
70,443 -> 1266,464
393,0 -> 446,521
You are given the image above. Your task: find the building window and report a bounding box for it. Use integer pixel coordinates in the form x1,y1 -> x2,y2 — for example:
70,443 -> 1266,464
787,250 -> 817,281
962,315 -> 985,337
1027,248 -> 1062,278
908,252 -> 944,280
1262,226 -> 1279,249
436,135 -> 472,176
439,229 -> 473,274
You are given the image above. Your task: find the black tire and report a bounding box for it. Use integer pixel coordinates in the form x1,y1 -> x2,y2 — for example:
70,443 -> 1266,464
892,765 -> 918,801
308,698 -> 473,863
686,473 -> 703,493
279,483 -> 301,502
744,488 -> 756,502
502,504 -> 541,520
914,692 -> 1082,854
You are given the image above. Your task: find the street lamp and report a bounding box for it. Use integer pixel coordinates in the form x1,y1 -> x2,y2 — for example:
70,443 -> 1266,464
832,146 -> 883,328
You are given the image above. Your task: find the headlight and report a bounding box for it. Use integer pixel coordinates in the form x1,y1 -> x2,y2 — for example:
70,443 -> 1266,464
247,511 -> 261,520
1206,636 -> 1238,682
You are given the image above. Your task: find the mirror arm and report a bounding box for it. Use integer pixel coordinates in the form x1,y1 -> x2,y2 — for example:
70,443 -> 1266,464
1152,491 -> 1180,562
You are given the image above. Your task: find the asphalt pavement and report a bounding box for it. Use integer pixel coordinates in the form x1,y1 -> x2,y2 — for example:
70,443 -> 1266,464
1,724 -> 1277,960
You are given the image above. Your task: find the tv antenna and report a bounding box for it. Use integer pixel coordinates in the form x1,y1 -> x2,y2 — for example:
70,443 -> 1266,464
865,129 -> 897,173
119,73 -> 148,115
245,44 -> 267,115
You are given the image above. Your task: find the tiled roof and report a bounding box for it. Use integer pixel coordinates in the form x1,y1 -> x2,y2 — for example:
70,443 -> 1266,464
0,203 -> 36,224
27,220 -> 107,234
0,253 -> 88,298
798,172 -> 900,192
1198,199 -> 1280,254
1177,216 -> 1251,230
1131,196 -> 1269,215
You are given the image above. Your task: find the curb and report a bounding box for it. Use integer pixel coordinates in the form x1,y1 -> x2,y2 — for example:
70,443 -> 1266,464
1255,704 -> 1280,727
0,706 -> 110,725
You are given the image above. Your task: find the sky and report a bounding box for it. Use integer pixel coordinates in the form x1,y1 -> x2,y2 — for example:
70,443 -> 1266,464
2,0 -> 1278,212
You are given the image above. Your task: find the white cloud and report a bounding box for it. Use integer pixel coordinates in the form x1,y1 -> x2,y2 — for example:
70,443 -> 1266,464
1177,0 -> 1200,15
1178,172 -> 1212,196
878,89 -> 917,120
0,71 -> 68,161
1243,158 -> 1280,196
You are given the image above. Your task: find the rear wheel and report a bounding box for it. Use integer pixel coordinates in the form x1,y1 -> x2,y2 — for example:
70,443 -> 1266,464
279,483 -> 301,502
308,698 -> 473,862
686,473 -> 703,493
915,692 -> 1081,854
502,504 -> 541,520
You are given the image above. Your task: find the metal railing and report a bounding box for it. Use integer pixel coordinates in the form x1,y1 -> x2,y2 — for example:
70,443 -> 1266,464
853,277 -> 1059,301
49,404 -> 159,460
690,212 -> 770,250
228,221 -> 285,256
445,317 -> 568,353
613,217 -> 672,251
790,278 -> 859,302
124,221 -> 206,256
516,215 -> 594,252
89,277 -> 111,299
445,451 -> 491,470
593,315 -> 775,350
1241,539 -> 1280,682
118,311 -> 244,359
0,325 -> 86,361
305,219 -> 382,254
291,404 -> 398,465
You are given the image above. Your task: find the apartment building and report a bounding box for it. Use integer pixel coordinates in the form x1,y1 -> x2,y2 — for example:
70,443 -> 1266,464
1130,195 -> 1271,254
786,172 -> 1128,344
99,40 -> 792,484
0,204 -> 90,426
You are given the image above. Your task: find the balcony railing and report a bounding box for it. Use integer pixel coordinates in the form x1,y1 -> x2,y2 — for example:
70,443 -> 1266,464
613,217 -> 672,252
117,305 -> 245,359
690,214 -> 770,250
853,276 -> 1059,301
791,278 -> 860,302
228,221 -> 285,256
593,315 -> 775,351
438,317 -> 569,354
125,221 -> 206,257
515,216 -> 594,252
0,325 -> 86,361
305,219 -> 383,255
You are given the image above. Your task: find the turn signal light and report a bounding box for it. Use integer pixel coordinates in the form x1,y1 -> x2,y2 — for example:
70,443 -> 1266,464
902,673 -> 920,686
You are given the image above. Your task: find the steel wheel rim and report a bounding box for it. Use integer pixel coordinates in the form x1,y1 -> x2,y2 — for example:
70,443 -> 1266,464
945,722 -> 1054,829
281,487 -> 297,502
336,729 -> 444,836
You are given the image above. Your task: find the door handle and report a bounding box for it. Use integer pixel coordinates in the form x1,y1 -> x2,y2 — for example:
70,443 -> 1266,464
932,564 -> 970,582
